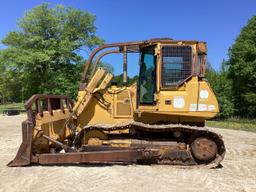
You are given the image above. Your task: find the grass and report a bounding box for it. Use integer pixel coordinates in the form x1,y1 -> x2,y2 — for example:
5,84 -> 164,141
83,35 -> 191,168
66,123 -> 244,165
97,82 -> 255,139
0,103 -> 24,113
206,119 -> 256,133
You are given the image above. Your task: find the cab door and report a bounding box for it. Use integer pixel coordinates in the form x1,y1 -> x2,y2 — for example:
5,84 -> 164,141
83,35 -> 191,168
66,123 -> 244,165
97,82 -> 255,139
138,46 -> 157,106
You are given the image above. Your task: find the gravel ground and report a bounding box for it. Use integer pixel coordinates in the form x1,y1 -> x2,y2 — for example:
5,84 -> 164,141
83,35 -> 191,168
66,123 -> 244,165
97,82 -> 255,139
0,115 -> 256,192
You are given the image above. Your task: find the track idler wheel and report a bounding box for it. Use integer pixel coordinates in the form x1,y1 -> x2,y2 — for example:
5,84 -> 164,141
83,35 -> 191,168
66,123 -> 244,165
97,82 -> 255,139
191,137 -> 217,162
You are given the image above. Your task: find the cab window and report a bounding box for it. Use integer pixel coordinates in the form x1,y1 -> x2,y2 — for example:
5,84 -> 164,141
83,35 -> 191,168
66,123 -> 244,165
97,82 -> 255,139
161,46 -> 192,87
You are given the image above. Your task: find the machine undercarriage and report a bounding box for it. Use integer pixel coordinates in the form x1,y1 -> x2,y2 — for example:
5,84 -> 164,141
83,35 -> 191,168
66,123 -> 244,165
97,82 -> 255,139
74,122 -> 225,167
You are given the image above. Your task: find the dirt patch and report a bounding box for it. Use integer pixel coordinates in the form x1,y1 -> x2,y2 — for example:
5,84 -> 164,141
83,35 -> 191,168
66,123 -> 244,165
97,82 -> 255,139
0,115 -> 256,192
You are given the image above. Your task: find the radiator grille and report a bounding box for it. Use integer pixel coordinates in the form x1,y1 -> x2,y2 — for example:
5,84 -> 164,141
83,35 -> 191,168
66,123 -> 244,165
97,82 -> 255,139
161,46 -> 192,87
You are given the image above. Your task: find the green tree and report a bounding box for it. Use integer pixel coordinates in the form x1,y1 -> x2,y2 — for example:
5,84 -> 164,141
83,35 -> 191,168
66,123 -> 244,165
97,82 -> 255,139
206,61 -> 235,118
227,16 -> 256,118
0,3 -> 103,101
112,73 -> 139,86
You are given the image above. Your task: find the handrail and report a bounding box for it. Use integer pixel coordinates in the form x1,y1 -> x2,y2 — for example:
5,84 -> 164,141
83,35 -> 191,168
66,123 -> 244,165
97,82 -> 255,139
91,49 -> 120,78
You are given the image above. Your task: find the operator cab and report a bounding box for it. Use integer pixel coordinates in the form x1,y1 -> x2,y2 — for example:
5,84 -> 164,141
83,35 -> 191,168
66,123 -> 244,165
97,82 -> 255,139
138,42 -> 204,106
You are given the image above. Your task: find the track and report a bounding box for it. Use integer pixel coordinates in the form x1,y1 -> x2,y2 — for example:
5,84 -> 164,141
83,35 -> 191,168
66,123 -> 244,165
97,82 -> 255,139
0,115 -> 256,192
76,121 -> 225,167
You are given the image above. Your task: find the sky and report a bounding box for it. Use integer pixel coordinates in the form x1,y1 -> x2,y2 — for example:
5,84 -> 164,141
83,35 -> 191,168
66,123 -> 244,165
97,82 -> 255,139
0,0 -> 256,76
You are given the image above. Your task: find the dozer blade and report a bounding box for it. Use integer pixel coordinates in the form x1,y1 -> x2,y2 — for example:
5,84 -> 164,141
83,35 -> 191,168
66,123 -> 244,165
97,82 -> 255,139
7,120 -> 33,166
7,94 -> 74,167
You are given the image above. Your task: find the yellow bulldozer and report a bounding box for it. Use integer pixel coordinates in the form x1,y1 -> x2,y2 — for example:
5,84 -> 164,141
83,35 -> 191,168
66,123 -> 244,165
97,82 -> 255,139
8,38 -> 225,167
